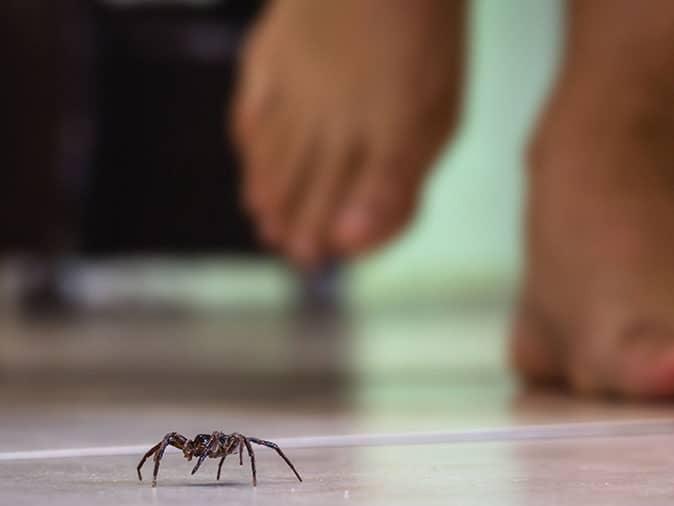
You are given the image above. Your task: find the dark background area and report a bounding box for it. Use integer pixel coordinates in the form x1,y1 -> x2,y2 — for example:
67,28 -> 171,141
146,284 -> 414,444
1,0 -> 264,257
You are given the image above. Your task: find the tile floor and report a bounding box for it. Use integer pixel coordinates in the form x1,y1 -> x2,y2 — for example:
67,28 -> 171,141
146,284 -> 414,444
2,303 -> 674,505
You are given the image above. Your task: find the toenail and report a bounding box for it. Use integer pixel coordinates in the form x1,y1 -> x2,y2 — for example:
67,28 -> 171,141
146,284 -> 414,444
292,239 -> 316,264
337,208 -> 370,244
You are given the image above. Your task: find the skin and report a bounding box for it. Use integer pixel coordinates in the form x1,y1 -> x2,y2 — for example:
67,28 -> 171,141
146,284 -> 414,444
233,0 -> 465,266
233,0 -> 674,398
512,0 -> 674,398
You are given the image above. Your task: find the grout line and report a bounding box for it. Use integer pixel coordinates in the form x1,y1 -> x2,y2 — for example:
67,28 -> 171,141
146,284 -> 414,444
0,419 -> 672,462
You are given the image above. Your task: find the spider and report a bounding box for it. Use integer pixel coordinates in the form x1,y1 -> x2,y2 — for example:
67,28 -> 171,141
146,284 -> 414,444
137,431 -> 303,487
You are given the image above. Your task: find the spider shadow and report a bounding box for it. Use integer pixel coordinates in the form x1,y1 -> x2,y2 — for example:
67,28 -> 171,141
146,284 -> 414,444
166,480 -> 249,488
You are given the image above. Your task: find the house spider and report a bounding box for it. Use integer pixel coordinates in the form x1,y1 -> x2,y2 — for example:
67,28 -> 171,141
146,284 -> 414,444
137,431 -> 302,487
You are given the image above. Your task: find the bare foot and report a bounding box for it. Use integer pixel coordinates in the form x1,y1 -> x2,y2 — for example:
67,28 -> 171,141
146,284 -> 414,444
232,0 -> 465,267
512,1 -> 674,397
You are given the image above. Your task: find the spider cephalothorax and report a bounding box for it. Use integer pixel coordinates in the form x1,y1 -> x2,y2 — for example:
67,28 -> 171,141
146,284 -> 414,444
137,431 -> 302,487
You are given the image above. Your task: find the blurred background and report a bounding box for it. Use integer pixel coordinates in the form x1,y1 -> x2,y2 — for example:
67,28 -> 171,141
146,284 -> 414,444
0,0 -> 562,427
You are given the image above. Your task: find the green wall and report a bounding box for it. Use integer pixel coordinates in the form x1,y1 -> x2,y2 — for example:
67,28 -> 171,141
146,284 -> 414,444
351,0 -> 562,304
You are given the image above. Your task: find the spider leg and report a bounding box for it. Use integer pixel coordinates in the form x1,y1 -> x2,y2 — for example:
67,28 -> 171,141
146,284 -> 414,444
191,432 -> 219,476
215,434 -> 239,480
248,437 -> 302,482
216,456 -> 227,480
242,436 -> 257,487
239,440 -> 244,466
137,443 -> 161,481
151,432 -> 187,487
